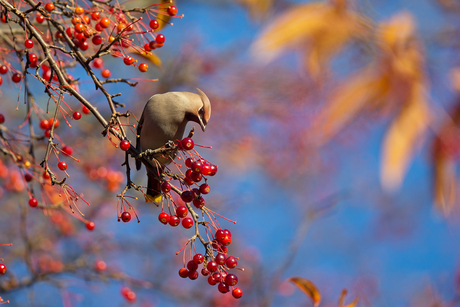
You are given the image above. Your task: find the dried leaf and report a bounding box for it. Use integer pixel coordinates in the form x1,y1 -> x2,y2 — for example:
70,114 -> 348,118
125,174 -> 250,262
338,288 -> 359,307
127,47 -> 162,68
434,149 -> 456,214
315,71 -> 390,144
288,277 -> 321,307
237,0 -> 274,20
251,1 -> 370,76
380,84 -> 430,191
156,0 -> 174,30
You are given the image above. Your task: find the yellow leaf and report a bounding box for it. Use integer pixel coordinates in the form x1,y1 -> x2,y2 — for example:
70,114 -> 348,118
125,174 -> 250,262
237,0 -> 274,20
288,277 -> 321,307
338,288 -> 359,307
127,47 -> 162,68
315,71 -> 390,144
251,1 -> 370,76
380,84 -> 430,191
156,0 -> 174,30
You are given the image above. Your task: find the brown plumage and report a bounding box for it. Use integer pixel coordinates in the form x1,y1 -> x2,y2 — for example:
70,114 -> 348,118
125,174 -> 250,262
136,89 -> 211,202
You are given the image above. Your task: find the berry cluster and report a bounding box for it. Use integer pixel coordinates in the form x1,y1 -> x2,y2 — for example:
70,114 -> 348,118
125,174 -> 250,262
149,136 -> 243,299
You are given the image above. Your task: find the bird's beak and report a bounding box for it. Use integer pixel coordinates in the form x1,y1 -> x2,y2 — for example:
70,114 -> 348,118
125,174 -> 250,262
198,117 -> 206,132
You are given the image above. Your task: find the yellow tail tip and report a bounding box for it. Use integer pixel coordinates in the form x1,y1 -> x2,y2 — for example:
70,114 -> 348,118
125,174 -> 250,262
145,194 -> 162,203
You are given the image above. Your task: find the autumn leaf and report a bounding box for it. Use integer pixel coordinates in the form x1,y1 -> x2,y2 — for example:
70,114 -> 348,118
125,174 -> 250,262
338,288 -> 359,307
155,0 -> 175,30
127,47 -> 162,68
288,277 -> 321,307
251,0 -> 370,76
237,0 -> 274,21
314,71 -> 390,144
380,84 -> 430,191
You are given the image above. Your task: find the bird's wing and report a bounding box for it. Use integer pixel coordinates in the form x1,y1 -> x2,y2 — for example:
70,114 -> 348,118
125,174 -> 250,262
136,108 -> 145,171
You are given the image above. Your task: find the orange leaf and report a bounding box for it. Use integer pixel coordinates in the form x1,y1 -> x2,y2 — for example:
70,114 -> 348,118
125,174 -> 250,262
288,277 -> 321,307
251,1 -> 370,76
380,84 -> 430,191
237,0 -> 274,20
315,71 -> 390,144
338,288 -> 359,307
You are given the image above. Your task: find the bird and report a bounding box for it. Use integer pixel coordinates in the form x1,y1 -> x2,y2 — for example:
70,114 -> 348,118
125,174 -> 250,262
136,89 -> 211,203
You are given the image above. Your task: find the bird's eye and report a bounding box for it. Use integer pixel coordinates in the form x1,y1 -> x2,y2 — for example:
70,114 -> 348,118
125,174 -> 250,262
199,107 -> 204,114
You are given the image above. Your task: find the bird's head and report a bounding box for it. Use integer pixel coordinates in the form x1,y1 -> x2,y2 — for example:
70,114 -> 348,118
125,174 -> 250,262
186,88 -> 211,132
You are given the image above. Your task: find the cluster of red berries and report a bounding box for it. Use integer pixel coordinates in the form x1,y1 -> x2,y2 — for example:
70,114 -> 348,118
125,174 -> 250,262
178,229 -> 242,299
121,286 -> 136,303
39,117 -> 60,138
0,64 -> 21,85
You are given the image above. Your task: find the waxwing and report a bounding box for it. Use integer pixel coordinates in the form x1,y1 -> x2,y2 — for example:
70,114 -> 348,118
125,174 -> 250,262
136,89 -> 211,203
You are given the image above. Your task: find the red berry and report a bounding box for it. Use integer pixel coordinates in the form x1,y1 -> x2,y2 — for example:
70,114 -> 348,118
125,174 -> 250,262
187,260 -> 198,271
0,114 -> 4,123
29,198 -> 38,207
73,111 -> 82,120
191,161 -> 203,173
12,73 -> 21,83
36,14 -> 45,23
0,65 -> 7,74
49,118 -> 59,128
209,164 -> 218,176
188,270 -> 198,280
75,23 -> 85,33
123,56 -> 134,66
25,39 -> 34,49
180,138 -> 194,150
143,43 -> 151,52
221,235 -> 231,246
176,205 -> 188,218
29,53 -> 38,63
193,253 -> 204,264
225,256 -> 237,269
225,273 -> 238,286
155,34 -> 165,44
44,129 -> 51,138
43,171 -> 51,180
58,161 -> 67,171
169,215 -> 180,227
193,197 -> 205,209
99,18 -> 110,28
75,6 -> 84,15
178,268 -> 189,278
86,221 -> 95,231
92,35 -> 103,45
185,158 -> 193,168
121,211 -> 131,222
94,260 -> 107,271
24,173 -> 33,182
199,184 -> 210,194
215,229 -> 226,242
215,253 -> 226,265
182,217 -> 193,229
40,119 -> 50,130
45,2 -> 55,12
148,41 -> 157,50
62,145 -> 73,156
119,140 -> 130,151
201,164 -> 211,175
158,212 -> 169,224
181,190 -> 194,203
167,6 -> 178,16
206,260 -> 218,273
161,182 -> 171,193
82,106 -> 90,114
0,76 -> 2,86
149,19 -> 159,29
101,68 -> 111,78
139,63 -> 148,73
190,172 -> 202,182
223,229 -> 231,237
218,282 -> 230,293
0,264 -> 7,275
201,268 -> 210,276
232,288 -> 243,299
123,290 -> 136,302
208,274 -> 218,286
79,40 -> 89,51
91,11 -> 101,21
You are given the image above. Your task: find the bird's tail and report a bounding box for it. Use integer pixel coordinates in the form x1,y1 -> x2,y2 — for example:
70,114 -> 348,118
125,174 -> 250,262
145,170 -> 163,203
